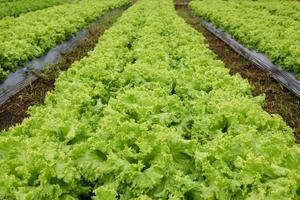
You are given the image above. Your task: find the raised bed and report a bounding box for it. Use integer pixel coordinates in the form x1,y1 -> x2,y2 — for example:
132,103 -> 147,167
0,5 -> 130,106
194,15 -> 300,99
175,3 -> 300,142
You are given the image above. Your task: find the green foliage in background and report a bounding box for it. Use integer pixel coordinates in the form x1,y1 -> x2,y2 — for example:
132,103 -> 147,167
190,0 -> 300,78
0,0 -> 129,81
0,0 -> 75,19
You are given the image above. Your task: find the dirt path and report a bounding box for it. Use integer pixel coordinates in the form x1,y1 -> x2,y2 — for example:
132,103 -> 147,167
0,7 -> 129,131
175,4 -> 300,143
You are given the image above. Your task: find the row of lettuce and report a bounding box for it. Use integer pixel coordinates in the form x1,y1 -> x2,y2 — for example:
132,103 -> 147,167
1,0 -> 299,199
0,0 -> 129,81
190,0 -> 300,78
237,0 -> 300,21
0,0 -> 75,19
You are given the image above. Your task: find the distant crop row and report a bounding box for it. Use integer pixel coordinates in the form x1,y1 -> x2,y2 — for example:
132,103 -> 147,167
190,0 -> 300,78
237,0 -> 300,22
0,0 -> 75,19
0,0 -> 129,81
0,0 -> 299,199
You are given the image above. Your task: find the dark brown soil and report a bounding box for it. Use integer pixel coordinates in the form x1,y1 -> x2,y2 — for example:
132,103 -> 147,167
0,8 -> 127,131
175,4 -> 300,143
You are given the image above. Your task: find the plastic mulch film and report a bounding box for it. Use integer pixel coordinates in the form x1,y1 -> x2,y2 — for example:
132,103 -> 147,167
0,6 -> 129,106
195,16 -> 300,99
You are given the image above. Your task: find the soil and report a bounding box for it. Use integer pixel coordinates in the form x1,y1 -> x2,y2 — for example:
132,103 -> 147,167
175,4 -> 300,143
0,7 -> 128,131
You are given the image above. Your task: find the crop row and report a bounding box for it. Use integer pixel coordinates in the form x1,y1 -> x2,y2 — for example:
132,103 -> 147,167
236,0 -> 300,22
0,0 -> 299,199
0,0 -> 74,19
190,0 -> 300,78
0,0 -> 129,81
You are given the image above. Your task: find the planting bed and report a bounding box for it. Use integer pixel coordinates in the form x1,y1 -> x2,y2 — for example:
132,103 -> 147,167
175,3 -> 300,142
190,0 -> 300,77
0,0 -> 299,199
0,0 -> 129,80
0,0 -> 74,19
0,6 -> 130,131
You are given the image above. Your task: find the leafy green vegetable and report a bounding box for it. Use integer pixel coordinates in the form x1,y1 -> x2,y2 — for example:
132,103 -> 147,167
190,0 -> 300,77
0,0 -> 129,81
0,0 -> 75,19
0,0 -> 299,199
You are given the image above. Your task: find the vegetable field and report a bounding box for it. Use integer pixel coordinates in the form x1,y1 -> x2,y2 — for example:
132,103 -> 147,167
0,0 -> 300,199
0,0 -> 75,19
190,0 -> 300,77
0,0 -> 129,81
